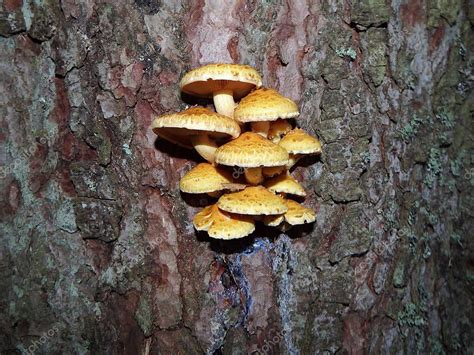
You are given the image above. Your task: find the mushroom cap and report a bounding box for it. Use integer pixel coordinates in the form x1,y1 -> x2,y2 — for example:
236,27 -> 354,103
264,174 -> 306,197
193,204 -> 255,240
215,132 -> 289,168
180,163 -> 233,194
268,119 -> 293,142
278,128 -> 322,154
180,64 -> 262,99
151,107 -> 240,148
217,186 -> 288,215
284,199 -> 316,225
234,88 -> 299,123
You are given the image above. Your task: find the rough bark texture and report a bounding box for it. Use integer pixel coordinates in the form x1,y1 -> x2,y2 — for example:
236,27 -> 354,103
1,0 -> 473,354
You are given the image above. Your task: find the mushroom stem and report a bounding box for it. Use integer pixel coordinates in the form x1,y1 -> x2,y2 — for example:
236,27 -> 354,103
213,89 -> 236,118
244,167 -> 264,185
286,154 -> 301,169
251,121 -> 270,138
191,135 -> 217,163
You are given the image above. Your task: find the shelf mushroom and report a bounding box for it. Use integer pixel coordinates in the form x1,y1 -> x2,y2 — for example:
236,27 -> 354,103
180,163 -> 244,197
214,132 -> 289,185
217,186 -> 288,217
151,107 -> 240,163
180,64 -> 262,118
264,173 -> 306,197
263,199 -> 316,231
262,166 -> 286,178
278,128 -> 322,168
268,119 -> 293,143
234,88 -> 299,137
193,204 -> 255,240
284,199 -> 316,225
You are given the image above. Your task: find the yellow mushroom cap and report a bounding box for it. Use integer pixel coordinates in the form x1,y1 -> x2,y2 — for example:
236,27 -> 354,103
151,107 -> 240,148
268,119 -> 293,142
234,88 -> 299,123
217,186 -> 288,215
193,204 -> 255,240
179,163 -> 233,194
180,64 -> 262,99
284,199 -> 316,225
278,128 -> 322,154
264,174 -> 306,197
215,132 -> 289,168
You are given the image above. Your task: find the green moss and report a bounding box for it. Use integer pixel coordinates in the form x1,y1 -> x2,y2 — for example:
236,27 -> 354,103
436,110 -> 455,129
398,302 -> 426,336
351,0 -> 389,27
424,148 -> 443,188
135,297 -> 153,337
450,150 -> 465,177
399,115 -> 424,142
393,261 -> 405,288
381,200 -> 398,230
428,0 -> 460,27
335,47 -> 357,60
361,151 -> 370,165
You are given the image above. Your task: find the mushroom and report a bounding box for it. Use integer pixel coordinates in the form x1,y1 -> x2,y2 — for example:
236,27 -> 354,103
234,88 -> 299,137
262,166 -> 286,178
180,64 -> 262,118
284,199 -> 316,225
180,163 -> 243,198
268,119 -> 293,143
263,199 -> 316,230
193,204 -> 255,240
151,107 -> 240,163
264,173 -> 306,197
214,132 -> 289,185
217,186 -> 288,217
262,214 -> 285,227
278,128 -> 322,168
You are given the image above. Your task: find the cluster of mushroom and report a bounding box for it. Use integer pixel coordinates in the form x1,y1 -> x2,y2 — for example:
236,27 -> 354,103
151,64 -> 321,240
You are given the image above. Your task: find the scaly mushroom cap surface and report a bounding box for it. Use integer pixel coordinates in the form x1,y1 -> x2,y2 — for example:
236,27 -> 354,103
217,186 -> 288,215
215,132 -> 289,168
151,107 -> 240,148
234,88 -> 299,123
180,163 -> 233,194
264,174 -> 306,197
278,128 -> 322,154
180,64 -> 262,99
193,204 -> 255,240
268,119 -> 293,142
284,199 -> 316,225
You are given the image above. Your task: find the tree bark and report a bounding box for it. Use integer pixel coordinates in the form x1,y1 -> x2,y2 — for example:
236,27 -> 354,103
1,0 -> 472,354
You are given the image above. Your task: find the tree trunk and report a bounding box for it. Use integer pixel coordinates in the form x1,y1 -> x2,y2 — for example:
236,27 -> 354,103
1,0 -> 472,354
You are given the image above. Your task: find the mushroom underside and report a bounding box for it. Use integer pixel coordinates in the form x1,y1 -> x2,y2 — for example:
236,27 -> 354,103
155,127 -> 231,162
